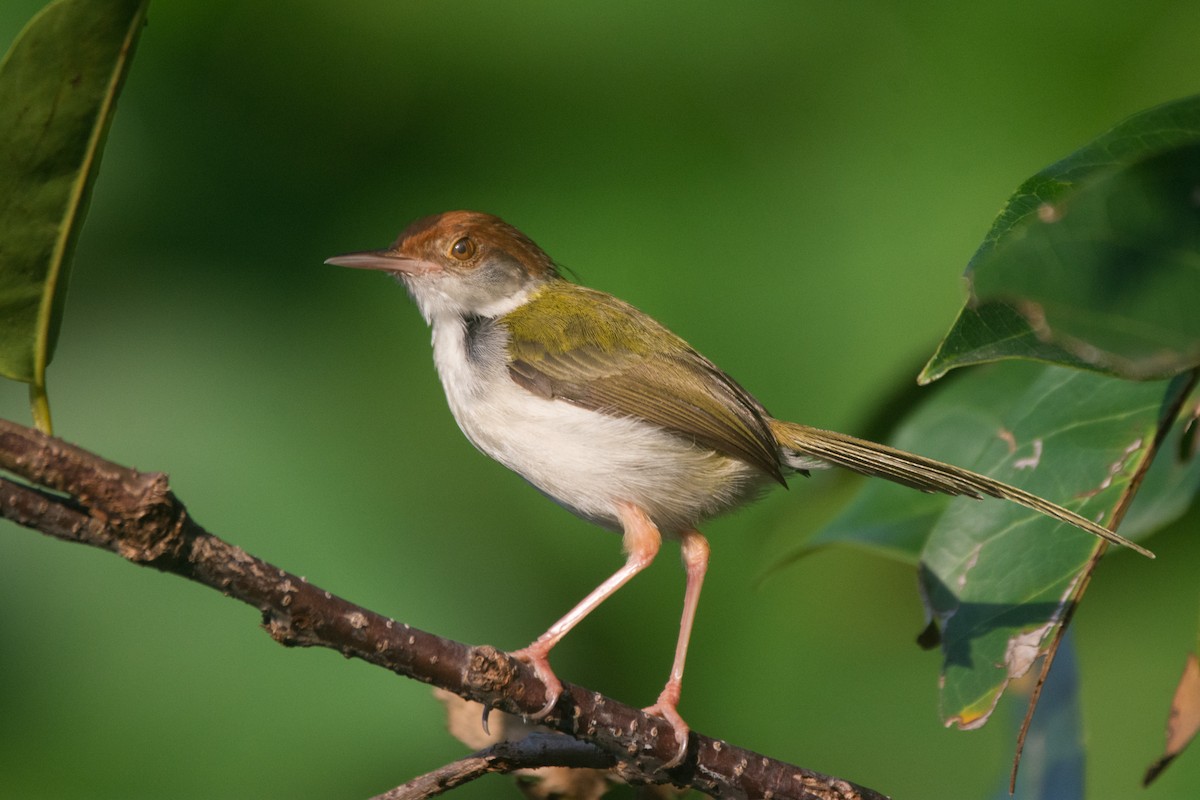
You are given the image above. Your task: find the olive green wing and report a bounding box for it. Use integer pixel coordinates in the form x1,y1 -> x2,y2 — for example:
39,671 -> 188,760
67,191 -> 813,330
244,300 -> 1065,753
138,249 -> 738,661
503,284 -> 785,483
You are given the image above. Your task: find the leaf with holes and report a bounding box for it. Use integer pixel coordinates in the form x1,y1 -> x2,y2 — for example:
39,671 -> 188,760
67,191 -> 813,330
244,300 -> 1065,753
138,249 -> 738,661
920,366 -> 1192,729
796,362 -> 1197,730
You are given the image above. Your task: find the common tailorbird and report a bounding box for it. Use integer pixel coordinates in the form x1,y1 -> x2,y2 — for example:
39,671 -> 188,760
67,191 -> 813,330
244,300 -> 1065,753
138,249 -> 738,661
328,210 -> 1151,767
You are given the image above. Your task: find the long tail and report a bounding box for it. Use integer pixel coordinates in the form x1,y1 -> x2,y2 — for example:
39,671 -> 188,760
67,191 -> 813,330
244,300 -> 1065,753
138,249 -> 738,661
768,419 -> 1154,558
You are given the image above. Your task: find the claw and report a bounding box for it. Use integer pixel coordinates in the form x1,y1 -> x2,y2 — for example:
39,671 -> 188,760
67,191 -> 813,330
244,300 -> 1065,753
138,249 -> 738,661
510,643 -> 564,719
644,682 -> 690,768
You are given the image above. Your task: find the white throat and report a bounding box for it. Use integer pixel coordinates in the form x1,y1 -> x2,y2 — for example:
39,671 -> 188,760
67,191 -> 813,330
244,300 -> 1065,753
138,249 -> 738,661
400,274 -> 536,325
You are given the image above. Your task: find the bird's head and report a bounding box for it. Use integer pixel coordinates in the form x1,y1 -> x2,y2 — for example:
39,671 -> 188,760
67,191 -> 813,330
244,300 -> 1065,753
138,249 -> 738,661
327,210 -> 560,321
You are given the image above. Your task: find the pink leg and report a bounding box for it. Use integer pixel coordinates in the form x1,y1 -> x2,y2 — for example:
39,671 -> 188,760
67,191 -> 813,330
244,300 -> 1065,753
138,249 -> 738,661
644,528 -> 709,768
511,503 -> 662,718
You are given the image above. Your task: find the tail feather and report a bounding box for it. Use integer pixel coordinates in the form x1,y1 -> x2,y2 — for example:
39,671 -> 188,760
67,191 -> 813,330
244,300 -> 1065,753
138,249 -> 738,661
768,419 -> 1154,559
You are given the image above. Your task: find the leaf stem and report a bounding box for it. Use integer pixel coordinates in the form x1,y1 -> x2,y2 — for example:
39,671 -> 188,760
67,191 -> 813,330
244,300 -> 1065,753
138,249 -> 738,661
29,380 -> 52,434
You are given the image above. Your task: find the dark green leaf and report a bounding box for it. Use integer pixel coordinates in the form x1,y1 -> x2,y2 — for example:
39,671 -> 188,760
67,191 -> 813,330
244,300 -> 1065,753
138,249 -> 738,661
0,0 -> 149,429
922,95 -> 1200,384
974,95 -> 1200,259
917,301 -> 1099,382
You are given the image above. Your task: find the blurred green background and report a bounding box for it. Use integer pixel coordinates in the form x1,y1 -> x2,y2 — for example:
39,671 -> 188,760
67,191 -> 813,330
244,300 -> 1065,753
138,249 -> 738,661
2,1 -> 1199,798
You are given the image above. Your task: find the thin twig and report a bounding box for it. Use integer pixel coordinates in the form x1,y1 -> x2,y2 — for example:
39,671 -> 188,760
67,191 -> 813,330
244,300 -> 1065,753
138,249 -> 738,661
1007,368 -> 1199,793
372,733 -> 613,800
0,418 -> 889,800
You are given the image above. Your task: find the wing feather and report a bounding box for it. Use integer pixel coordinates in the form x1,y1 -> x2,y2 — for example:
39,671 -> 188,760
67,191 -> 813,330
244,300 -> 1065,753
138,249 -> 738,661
504,284 -> 785,483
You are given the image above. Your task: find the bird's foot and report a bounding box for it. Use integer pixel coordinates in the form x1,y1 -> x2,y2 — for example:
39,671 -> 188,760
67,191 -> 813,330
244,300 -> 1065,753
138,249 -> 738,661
643,681 -> 690,769
509,642 -> 564,720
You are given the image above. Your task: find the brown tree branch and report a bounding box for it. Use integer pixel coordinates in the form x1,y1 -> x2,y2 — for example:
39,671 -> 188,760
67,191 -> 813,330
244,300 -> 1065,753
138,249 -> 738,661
0,417 -> 889,800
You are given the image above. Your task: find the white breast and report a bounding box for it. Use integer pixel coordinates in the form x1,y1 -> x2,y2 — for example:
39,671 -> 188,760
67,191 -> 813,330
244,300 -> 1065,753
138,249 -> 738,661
428,313 -> 768,534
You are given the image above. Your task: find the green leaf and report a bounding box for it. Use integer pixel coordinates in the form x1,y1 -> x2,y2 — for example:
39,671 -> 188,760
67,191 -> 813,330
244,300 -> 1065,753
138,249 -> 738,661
800,362 -> 1198,730
921,95 -> 1200,384
923,367 -> 1191,729
796,365 -> 1200,562
917,303 -> 1099,383
0,0 -> 149,431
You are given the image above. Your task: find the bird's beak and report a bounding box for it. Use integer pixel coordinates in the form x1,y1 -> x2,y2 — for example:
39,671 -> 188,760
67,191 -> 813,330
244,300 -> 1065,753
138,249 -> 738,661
325,249 -> 436,275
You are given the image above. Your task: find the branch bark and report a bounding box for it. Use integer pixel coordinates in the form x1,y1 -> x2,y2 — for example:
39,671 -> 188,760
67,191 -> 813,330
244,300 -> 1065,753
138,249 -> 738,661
0,417 -> 889,800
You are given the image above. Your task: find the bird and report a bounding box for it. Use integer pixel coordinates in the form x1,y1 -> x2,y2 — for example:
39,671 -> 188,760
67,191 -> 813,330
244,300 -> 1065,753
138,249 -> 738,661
327,210 -> 1152,767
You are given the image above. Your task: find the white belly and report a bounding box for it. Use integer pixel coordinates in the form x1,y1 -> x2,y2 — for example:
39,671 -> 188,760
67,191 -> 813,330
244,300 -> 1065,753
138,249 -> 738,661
430,316 -> 768,534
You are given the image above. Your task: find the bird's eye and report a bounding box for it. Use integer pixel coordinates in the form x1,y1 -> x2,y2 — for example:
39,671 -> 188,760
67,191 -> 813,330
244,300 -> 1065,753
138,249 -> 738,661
449,237 -> 476,261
